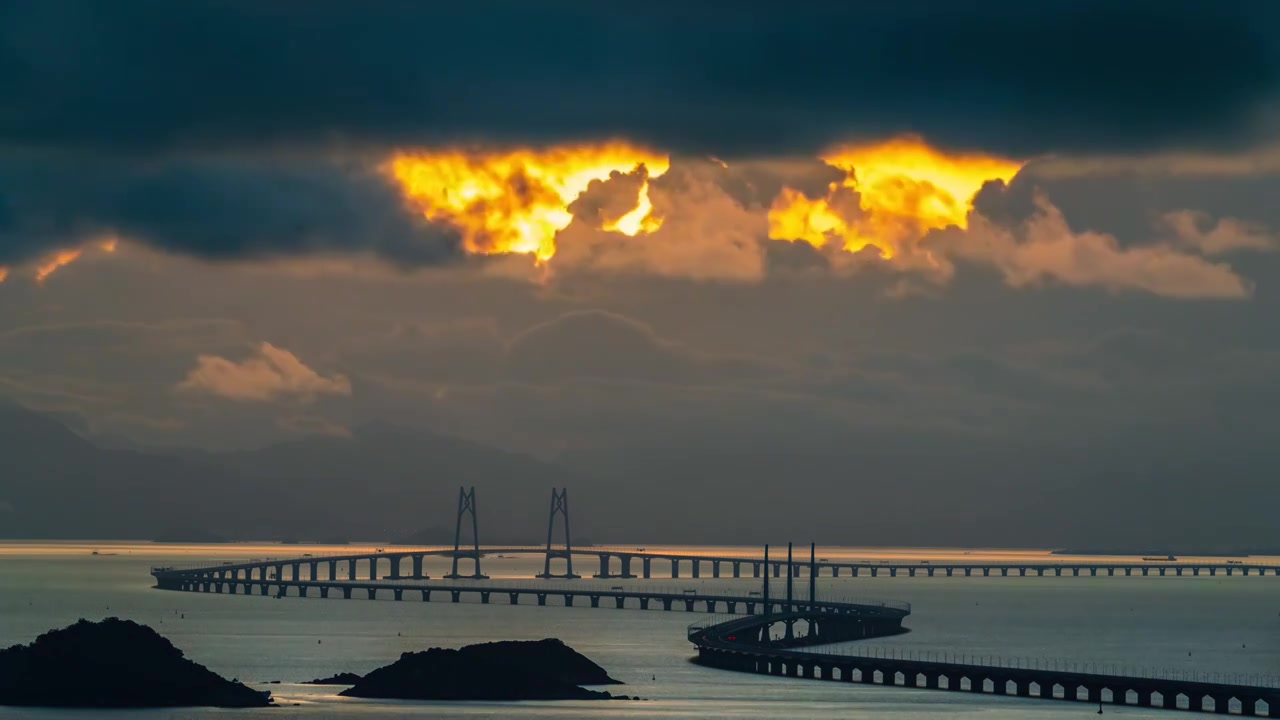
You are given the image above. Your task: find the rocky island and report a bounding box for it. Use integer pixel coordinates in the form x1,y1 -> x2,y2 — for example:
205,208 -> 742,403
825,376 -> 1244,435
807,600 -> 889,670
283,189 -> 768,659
339,638 -> 628,700
0,618 -> 270,708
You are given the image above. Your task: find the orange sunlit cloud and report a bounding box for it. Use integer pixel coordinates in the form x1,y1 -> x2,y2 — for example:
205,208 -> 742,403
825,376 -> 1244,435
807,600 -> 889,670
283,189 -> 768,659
768,136 -> 1023,260
35,249 -> 84,284
387,143 -> 670,262
0,266 -> 8,284
32,235 -> 121,284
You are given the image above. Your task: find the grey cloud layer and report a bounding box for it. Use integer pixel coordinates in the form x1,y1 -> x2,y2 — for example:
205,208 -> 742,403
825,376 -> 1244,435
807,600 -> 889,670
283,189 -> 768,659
2,0 -> 1277,157
0,151 -> 460,266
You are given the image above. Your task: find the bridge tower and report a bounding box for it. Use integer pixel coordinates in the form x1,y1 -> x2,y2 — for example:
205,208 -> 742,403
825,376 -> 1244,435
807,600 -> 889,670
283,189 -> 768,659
445,486 -> 488,579
809,542 -> 816,604
537,487 -> 580,578
785,542 -> 795,640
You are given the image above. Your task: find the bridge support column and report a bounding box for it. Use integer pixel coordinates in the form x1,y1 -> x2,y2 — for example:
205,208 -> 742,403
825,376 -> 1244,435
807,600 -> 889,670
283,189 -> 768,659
643,558 -> 652,579
328,561 -> 337,580
752,562 -> 759,578
451,590 -> 461,603
727,601 -> 737,613
393,589 -> 402,601
366,588 -> 376,600
615,595 -> 625,609
411,555 -> 423,579
672,560 -> 680,578
639,598 -> 649,610
320,586 -> 329,599
343,587 -> 352,599
259,583 -> 268,595
745,601 -> 755,614
733,562 -> 741,578
368,557 -> 377,580
662,599 -> 673,611
537,593 -> 547,606
508,592 -> 518,604
692,560 -> 700,578
833,566 -> 840,577
348,559 -> 356,580
596,554 -> 611,578
388,556 -> 400,579
712,560 -> 720,578
620,556 -> 634,578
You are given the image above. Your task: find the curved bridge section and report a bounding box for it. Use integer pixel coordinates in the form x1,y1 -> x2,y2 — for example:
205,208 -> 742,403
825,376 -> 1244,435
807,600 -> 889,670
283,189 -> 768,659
689,612 -> 1280,715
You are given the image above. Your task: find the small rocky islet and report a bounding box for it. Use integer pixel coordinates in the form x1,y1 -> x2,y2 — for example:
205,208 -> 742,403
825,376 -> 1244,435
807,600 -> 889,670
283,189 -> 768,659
336,638 -> 632,700
0,620 -> 629,707
0,618 -> 270,708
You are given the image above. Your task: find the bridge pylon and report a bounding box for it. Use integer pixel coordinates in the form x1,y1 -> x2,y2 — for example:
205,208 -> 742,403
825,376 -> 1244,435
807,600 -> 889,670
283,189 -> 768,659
445,486 -> 488,579
537,487 -> 579,579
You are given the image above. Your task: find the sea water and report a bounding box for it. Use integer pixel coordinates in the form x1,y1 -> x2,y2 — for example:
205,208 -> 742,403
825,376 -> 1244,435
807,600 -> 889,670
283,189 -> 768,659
1,542 -> 1278,719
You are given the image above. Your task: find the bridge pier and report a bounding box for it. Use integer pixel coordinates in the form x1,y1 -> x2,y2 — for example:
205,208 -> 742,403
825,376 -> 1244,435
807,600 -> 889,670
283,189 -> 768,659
368,557 -> 378,580
320,586 -> 329,599
640,598 -> 649,610
388,556 -> 401,579
752,562 -> 760,578
615,595 -> 625,609
451,591 -> 461,603
643,558 -> 652,579
366,588 -> 376,600
733,562 -> 741,578
692,560 -> 700,578
260,583 -> 269,595
343,587 -> 352,599
509,592 -> 519,605
672,560 -> 680,578
329,561 -> 337,580
393,588 -> 402,601
421,589 -> 432,602
563,594 -> 574,607
480,591 -> 490,604
713,560 -> 721,578
662,599 -> 673,611
348,559 -> 356,581
537,593 -> 547,606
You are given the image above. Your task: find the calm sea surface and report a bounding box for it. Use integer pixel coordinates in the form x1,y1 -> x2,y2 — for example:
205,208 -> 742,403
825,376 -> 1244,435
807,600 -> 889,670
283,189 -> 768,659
2,542 -> 1278,719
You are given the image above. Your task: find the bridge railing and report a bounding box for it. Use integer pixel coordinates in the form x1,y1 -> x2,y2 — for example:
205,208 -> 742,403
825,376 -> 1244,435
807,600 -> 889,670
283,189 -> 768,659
810,644 -> 1280,689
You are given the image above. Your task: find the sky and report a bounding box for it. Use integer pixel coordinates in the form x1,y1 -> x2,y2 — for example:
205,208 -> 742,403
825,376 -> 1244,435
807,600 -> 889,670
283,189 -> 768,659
2,1 -> 1279,545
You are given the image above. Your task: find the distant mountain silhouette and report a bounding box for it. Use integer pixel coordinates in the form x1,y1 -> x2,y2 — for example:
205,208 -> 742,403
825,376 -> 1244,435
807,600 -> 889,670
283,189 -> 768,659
0,404 -> 573,543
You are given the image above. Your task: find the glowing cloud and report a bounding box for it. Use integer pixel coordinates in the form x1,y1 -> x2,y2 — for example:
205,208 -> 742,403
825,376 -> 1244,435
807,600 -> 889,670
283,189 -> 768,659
34,249 -> 84,284
387,143 -> 669,261
177,342 -> 351,403
768,136 -> 1023,260
0,266 -> 8,284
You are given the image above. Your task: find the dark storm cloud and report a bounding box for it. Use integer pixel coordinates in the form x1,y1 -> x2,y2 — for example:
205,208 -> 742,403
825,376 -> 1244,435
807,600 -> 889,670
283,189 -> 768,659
2,0 -> 1277,158
0,151 -> 461,266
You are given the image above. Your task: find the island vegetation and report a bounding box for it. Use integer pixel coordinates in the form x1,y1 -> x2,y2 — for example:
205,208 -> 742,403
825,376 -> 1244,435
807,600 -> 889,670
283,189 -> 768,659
338,638 -> 628,701
0,618 -> 270,708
